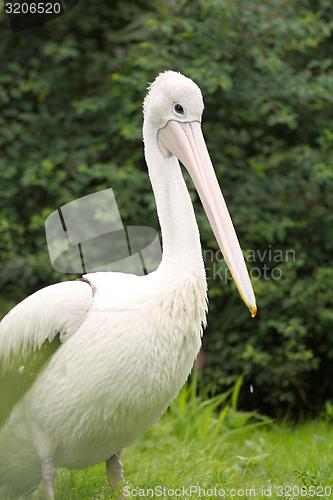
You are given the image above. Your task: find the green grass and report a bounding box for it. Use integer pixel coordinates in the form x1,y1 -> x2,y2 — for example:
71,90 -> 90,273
13,378 -> 333,498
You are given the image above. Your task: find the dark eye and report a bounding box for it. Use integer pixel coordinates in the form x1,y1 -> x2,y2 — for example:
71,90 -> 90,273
173,103 -> 185,116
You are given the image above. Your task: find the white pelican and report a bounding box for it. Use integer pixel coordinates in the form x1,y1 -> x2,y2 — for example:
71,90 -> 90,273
0,71 -> 256,499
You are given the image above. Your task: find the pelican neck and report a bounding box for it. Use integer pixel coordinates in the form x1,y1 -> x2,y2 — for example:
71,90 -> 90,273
143,123 -> 205,276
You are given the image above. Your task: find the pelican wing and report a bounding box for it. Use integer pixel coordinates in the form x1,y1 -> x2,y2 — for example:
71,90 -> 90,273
0,279 -> 93,429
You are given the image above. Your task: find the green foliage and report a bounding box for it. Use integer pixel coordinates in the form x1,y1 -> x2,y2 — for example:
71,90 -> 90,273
164,373 -> 272,443
1,0 -> 333,415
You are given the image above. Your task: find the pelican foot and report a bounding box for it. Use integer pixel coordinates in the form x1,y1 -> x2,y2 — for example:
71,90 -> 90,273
106,452 -> 125,499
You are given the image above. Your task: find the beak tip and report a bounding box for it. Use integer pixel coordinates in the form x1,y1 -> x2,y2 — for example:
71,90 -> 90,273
250,304 -> 257,318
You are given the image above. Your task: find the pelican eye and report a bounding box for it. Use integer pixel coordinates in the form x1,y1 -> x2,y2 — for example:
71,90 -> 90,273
173,103 -> 185,117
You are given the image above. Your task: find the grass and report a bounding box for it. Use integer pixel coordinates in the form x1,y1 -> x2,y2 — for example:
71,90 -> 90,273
11,377 -> 333,499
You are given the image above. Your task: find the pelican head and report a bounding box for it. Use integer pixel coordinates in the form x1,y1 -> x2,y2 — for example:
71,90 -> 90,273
144,71 -> 257,317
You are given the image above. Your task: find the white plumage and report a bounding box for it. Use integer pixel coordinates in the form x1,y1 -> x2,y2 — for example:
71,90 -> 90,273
0,71 -> 255,498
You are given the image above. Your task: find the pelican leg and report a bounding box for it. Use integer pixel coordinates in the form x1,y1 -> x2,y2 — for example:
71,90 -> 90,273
106,452 -> 125,498
41,457 -> 56,500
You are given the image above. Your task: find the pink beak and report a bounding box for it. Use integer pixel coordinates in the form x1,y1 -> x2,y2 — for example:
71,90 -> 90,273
158,120 -> 257,317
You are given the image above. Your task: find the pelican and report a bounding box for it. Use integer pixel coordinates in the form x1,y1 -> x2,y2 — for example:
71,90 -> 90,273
0,71 -> 256,499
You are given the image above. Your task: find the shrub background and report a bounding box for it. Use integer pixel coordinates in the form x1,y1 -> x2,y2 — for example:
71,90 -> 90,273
0,0 -> 332,416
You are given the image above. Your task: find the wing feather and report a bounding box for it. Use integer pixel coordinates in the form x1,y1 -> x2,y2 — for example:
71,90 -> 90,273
0,279 -> 93,428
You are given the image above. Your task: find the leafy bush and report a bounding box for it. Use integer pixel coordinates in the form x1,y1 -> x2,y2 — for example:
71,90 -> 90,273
0,0 -> 332,415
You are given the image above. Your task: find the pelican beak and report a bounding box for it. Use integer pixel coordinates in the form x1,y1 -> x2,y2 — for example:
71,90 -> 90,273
158,120 -> 257,317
